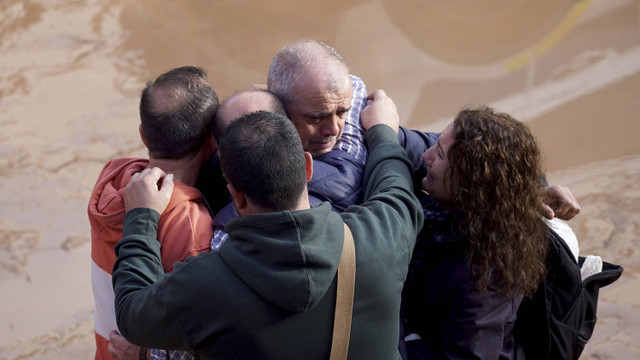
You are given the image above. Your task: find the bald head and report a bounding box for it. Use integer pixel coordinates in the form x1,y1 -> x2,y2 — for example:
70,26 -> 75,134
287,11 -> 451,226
213,89 -> 287,141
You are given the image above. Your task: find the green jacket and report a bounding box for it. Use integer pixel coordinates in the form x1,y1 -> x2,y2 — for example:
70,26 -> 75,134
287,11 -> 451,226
113,125 -> 424,359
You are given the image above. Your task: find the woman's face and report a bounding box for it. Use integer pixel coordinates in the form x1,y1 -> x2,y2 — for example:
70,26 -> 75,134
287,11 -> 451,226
421,122 -> 457,208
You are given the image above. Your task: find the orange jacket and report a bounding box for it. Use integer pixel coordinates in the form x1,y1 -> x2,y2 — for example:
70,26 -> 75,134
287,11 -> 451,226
88,158 -> 213,360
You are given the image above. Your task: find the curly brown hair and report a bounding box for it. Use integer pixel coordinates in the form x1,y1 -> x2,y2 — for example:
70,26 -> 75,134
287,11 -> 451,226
446,106 -> 548,297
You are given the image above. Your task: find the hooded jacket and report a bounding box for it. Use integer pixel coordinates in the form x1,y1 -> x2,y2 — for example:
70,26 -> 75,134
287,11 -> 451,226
112,125 -> 424,359
88,157 -> 213,360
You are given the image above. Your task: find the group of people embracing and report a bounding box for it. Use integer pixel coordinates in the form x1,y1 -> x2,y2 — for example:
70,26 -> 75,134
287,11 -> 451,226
89,40 -> 580,360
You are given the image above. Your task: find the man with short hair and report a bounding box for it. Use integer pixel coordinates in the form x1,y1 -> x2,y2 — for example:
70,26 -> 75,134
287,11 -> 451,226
268,40 -> 364,160
88,66 -> 218,360
266,40 -> 437,211
195,87 -> 289,216
112,91 -> 424,359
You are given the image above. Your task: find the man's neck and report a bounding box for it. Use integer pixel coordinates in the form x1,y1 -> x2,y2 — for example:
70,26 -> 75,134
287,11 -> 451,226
237,190 -> 312,218
147,156 -> 201,187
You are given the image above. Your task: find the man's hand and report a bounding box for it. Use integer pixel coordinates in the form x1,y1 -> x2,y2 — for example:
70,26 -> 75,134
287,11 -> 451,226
361,89 -> 399,133
108,330 -> 147,360
540,185 -> 581,220
124,167 -> 174,214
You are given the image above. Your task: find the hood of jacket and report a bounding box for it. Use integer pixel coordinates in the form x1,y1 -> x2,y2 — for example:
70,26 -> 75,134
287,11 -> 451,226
88,157 -> 202,244
219,202 -> 344,313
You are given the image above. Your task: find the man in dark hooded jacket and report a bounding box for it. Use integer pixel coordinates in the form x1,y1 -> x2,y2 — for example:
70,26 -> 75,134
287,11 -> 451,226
112,90 -> 423,359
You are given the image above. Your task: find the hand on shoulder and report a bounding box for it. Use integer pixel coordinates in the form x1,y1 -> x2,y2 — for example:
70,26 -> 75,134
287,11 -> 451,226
124,167 -> 174,214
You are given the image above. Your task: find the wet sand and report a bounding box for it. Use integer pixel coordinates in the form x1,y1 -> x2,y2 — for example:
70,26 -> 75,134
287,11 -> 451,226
1,0 -> 639,358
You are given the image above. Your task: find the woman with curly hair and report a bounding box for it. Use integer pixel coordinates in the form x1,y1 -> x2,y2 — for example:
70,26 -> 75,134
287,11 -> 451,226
402,106 -> 549,359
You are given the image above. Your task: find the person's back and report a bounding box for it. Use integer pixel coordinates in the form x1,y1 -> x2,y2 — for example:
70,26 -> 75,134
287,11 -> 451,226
89,66 -> 218,360
111,93 -> 424,359
148,200 -> 417,359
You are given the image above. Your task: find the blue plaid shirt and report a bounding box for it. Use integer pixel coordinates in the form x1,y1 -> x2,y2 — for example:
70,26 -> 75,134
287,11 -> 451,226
334,74 -> 368,166
151,349 -> 194,360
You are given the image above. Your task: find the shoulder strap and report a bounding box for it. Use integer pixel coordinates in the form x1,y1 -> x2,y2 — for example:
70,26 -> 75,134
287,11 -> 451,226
330,223 -> 356,360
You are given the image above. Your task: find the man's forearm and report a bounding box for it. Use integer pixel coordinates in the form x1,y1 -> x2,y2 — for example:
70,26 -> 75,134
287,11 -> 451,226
363,124 -> 424,244
113,207 -> 164,288
112,208 -> 193,350
112,208 -> 166,346
363,124 -> 414,198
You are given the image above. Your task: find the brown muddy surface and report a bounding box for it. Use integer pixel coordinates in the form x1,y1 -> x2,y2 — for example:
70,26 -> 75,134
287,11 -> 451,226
1,0 -> 639,358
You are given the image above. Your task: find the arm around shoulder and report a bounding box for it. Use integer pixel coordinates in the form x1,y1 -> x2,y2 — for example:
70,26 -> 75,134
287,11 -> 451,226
112,208 -> 190,350
362,118 -> 424,252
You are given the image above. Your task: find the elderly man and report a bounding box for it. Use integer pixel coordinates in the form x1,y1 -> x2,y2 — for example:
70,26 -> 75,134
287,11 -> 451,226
268,40 -> 367,161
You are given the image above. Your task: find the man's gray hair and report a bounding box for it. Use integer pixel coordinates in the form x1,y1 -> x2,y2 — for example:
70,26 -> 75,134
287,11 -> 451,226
267,40 -> 349,104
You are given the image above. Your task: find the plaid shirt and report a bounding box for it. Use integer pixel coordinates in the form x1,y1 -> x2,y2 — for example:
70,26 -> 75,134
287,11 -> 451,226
151,349 -> 194,360
334,74 -> 368,165
210,229 -> 228,251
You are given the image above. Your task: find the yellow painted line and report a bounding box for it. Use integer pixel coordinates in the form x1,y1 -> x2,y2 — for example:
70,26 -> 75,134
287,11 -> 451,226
505,0 -> 592,72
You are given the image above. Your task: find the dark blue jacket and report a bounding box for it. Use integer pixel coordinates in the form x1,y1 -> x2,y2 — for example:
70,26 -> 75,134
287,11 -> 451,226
308,149 -> 363,211
310,126 -> 438,211
398,126 -> 439,173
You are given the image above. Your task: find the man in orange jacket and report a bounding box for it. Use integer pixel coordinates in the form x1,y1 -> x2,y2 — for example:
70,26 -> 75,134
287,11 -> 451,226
88,66 -> 218,360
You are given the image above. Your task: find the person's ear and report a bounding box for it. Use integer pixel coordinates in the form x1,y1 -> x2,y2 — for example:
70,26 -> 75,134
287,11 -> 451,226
227,183 -> 247,212
210,136 -> 218,155
139,124 -> 148,147
304,152 -> 313,182
200,134 -> 216,161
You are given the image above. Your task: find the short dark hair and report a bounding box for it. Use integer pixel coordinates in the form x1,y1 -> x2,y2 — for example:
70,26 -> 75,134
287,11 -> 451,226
219,111 -> 307,212
139,66 -> 219,159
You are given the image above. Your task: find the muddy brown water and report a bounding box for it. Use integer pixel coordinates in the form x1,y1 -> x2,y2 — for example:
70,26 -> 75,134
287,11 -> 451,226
1,0 -> 639,358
